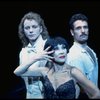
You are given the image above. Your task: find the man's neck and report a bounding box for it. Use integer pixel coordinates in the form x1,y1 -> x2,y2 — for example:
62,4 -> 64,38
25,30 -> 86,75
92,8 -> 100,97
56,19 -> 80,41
74,41 -> 87,48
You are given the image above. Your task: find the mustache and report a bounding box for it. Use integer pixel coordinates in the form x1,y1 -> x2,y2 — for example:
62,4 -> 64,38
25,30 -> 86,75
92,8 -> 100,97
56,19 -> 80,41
80,33 -> 88,37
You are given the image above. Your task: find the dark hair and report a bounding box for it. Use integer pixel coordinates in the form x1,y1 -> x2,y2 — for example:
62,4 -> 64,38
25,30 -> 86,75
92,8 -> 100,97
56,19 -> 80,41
69,13 -> 88,29
18,11 -> 49,47
44,37 -> 69,52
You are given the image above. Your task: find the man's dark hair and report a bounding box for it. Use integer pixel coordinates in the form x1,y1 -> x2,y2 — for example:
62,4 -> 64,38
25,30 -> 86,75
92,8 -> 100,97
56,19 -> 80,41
69,13 -> 88,29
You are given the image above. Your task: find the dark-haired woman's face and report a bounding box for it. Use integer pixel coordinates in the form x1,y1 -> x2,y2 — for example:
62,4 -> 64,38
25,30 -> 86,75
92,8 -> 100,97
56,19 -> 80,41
53,44 -> 67,64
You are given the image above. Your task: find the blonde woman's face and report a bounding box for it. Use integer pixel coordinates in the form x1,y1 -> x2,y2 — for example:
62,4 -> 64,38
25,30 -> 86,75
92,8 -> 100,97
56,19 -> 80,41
23,19 -> 42,41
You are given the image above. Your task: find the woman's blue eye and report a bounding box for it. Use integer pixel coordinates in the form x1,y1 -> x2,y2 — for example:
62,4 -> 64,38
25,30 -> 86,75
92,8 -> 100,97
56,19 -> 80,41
62,45 -> 66,49
25,26 -> 30,30
54,46 -> 58,50
32,25 -> 38,28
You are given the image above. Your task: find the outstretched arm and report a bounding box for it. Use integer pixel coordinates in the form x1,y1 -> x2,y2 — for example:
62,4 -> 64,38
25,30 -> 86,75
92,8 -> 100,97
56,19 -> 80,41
71,67 -> 100,99
14,46 -> 54,76
20,66 -> 48,77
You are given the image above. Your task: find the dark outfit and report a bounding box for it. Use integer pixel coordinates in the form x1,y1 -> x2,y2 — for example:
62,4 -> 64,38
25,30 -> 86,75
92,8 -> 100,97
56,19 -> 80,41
42,76 -> 76,99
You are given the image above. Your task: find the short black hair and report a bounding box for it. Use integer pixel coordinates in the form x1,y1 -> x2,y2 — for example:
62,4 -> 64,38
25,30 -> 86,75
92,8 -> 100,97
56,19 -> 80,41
44,37 -> 69,52
69,13 -> 88,29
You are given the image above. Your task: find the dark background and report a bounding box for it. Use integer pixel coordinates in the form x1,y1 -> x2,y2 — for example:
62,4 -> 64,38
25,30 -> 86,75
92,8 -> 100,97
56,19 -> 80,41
0,0 -> 100,99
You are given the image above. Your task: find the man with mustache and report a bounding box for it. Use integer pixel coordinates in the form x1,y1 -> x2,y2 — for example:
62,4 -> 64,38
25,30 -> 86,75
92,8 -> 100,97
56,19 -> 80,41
67,13 -> 98,98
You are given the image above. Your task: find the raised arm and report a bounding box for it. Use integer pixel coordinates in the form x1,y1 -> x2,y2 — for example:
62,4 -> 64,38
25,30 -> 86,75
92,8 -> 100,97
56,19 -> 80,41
71,67 -> 100,99
14,46 -> 54,76
20,66 -> 48,77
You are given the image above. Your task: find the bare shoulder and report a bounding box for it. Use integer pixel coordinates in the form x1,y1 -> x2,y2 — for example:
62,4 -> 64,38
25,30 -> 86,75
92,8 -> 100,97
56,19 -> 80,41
69,65 -> 81,77
69,65 -> 85,82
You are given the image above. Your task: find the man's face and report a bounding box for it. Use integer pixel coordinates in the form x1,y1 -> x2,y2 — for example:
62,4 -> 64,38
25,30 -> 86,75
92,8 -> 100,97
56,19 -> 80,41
71,20 -> 89,44
23,19 -> 42,41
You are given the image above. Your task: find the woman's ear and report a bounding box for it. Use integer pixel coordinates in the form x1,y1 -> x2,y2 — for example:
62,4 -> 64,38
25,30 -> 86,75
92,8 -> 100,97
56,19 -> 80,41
40,26 -> 43,33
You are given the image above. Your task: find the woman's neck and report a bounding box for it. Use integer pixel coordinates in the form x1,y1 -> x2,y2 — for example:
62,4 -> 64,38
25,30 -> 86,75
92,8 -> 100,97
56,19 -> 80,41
53,63 -> 65,73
